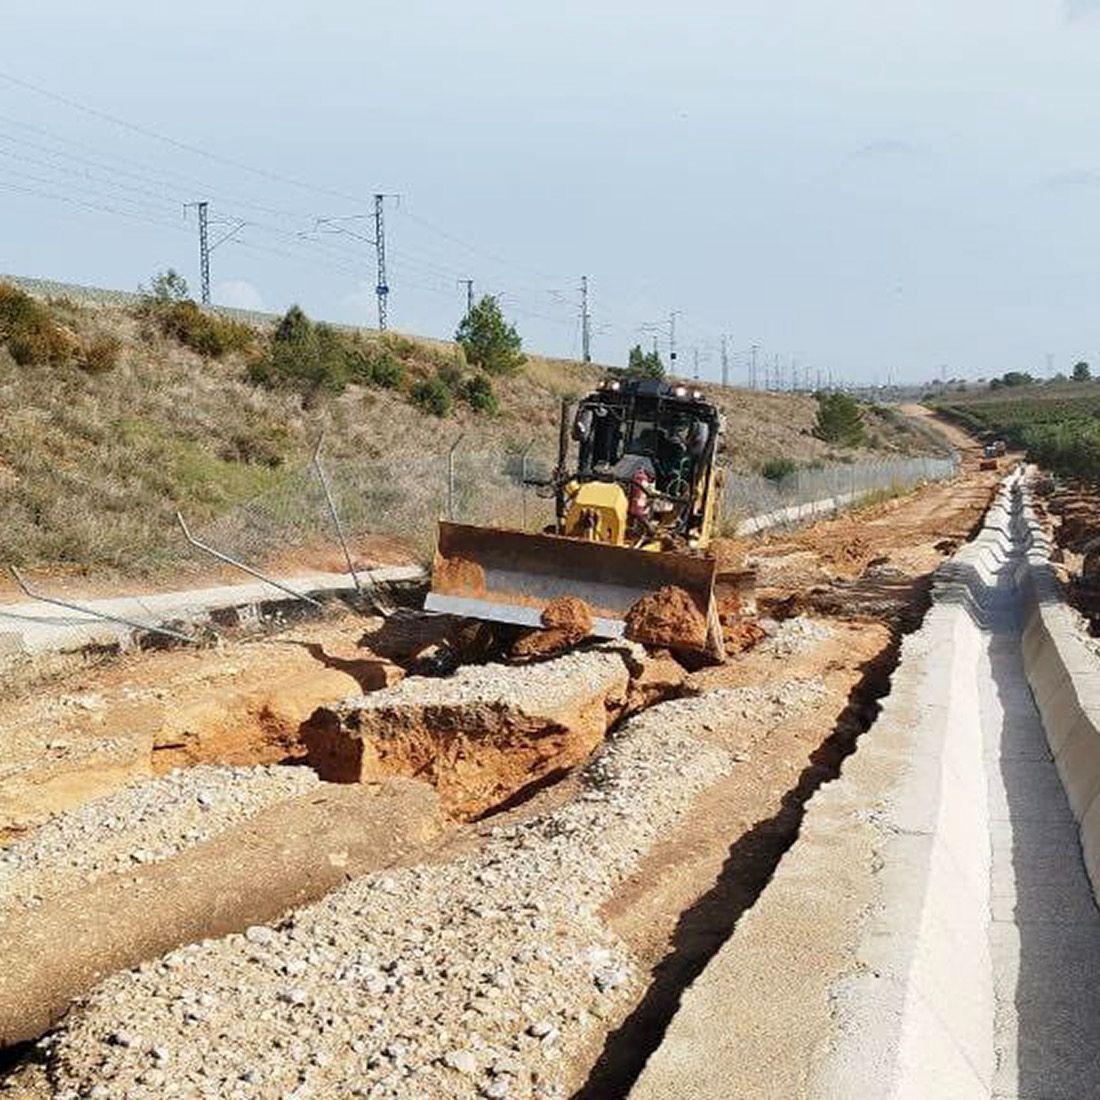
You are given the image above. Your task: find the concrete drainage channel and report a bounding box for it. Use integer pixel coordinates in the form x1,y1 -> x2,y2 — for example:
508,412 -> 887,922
630,473 -> 1100,1100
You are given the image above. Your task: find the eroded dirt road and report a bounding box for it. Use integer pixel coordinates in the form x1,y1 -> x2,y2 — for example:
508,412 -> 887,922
0,411 -> 1000,1099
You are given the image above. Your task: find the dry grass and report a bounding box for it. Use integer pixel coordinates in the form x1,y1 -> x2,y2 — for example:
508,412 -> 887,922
0,291 -> 939,575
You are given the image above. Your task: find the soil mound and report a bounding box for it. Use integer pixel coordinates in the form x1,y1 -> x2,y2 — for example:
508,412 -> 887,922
624,586 -> 708,650
511,596 -> 594,659
541,595 -> 594,635
724,618 -> 767,653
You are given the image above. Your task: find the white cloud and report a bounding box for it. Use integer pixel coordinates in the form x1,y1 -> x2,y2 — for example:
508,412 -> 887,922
214,279 -> 265,311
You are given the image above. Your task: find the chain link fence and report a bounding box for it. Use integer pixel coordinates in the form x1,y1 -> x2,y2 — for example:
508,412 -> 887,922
723,454 -> 959,534
0,443 -> 960,657
169,448 -> 959,573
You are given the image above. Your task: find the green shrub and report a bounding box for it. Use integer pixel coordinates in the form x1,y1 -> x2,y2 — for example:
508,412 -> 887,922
156,300 -> 253,358
411,375 -> 453,417
140,268 -> 190,305
249,305 -> 348,396
80,334 -> 122,374
759,457 -> 797,481
463,372 -> 499,415
381,332 -> 416,359
625,344 -> 665,378
370,352 -> 404,389
814,392 -> 866,446
0,283 -> 76,366
341,338 -> 406,391
342,345 -> 374,386
456,295 -> 525,376
437,362 -> 464,393
217,424 -> 290,468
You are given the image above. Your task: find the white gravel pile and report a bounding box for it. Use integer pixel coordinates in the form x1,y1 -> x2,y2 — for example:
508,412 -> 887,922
46,694 -> 734,1100
761,616 -> 831,659
338,647 -> 631,716
0,765 -> 319,913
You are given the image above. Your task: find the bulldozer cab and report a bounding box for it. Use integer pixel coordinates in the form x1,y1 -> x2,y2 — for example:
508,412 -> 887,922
569,377 -> 724,548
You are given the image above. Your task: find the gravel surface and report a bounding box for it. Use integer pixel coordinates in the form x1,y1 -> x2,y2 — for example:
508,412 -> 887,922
680,680 -> 827,730
760,616 -> 832,659
337,647 -> 632,716
0,765 -> 319,914
46,693 -> 738,1100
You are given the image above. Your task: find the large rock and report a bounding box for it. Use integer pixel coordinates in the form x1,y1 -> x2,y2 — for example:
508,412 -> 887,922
303,649 -> 632,818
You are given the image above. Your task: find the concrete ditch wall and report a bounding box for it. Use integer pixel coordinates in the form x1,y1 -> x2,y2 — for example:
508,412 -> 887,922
632,478 -> 1023,1099
1016,483 -> 1100,901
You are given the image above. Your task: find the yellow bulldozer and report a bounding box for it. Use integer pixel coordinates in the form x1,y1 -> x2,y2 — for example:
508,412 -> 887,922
425,376 -> 732,658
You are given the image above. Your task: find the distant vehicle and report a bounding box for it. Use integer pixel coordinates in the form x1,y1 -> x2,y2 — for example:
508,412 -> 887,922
980,443 -> 999,471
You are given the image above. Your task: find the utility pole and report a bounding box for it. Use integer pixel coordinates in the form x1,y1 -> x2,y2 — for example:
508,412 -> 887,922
720,335 -> 729,388
669,311 -> 678,372
692,347 -> 699,381
183,201 -> 212,305
580,275 -> 591,363
460,279 -> 474,320
195,201 -> 210,305
374,193 -> 389,331
184,201 -> 245,307
750,343 -> 758,391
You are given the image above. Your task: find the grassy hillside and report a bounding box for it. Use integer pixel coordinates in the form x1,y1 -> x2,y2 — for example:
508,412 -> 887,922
0,282 -> 941,574
936,380 -> 1100,481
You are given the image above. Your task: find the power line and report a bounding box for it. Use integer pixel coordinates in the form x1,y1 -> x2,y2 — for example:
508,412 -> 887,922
0,69 -> 366,207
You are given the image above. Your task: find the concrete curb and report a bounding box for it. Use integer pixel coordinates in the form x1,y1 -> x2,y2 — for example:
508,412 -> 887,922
631,477 -> 1021,1099
0,566 -> 424,661
1016,481 -> 1100,899
734,490 -> 862,536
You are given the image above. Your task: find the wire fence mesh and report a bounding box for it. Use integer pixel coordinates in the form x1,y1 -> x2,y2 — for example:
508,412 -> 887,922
170,448 -> 959,574
723,454 -> 960,530
0,445 -> 960,651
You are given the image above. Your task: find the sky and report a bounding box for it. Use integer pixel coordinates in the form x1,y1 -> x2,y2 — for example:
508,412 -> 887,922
3,0 -> 1100,385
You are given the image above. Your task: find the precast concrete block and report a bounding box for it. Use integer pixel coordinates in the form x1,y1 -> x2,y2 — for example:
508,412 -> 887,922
1027,642 -> 1073,722
1052,711 -> 1100,821
1020,614 -> 1048,672
1078,793 -> 1100,899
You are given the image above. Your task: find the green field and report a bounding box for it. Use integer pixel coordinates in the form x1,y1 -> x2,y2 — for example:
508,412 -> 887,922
937,382 -> 1100,481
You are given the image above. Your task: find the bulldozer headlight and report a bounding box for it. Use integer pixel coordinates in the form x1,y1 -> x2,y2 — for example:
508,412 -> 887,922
674,385 -> 687,397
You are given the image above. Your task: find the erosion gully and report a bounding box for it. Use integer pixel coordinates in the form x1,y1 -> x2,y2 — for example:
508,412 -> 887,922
0,428 -> 997,1098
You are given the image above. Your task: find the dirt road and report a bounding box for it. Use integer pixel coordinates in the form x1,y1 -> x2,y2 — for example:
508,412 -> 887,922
0,409 -> 1004,1099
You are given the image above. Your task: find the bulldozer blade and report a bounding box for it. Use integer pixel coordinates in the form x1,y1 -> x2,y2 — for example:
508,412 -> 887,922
425,521 -> 720,655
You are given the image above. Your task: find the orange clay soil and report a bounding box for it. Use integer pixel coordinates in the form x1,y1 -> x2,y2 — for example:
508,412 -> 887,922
624,585 -> 708,650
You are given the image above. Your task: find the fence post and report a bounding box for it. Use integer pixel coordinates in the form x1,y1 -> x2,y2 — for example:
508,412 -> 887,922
447,434 -> 466,521
520,441 -> 535,530
312,434 -> 361,593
